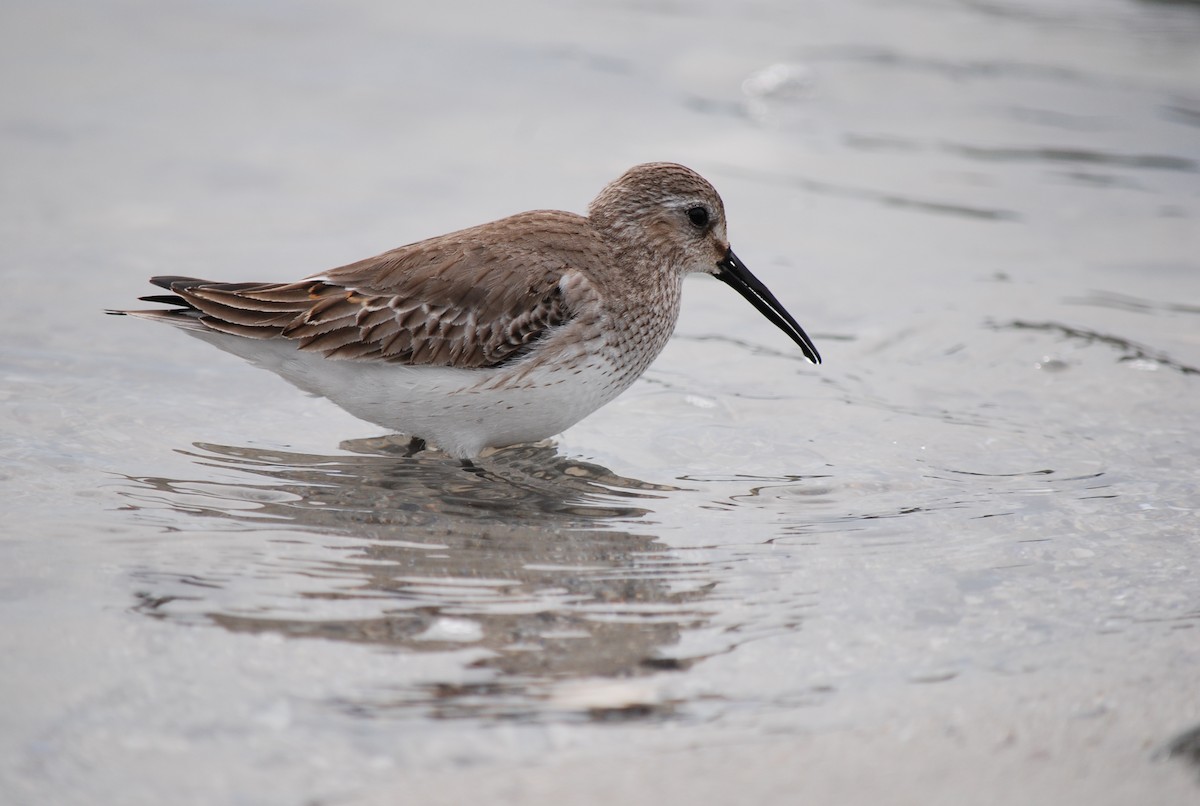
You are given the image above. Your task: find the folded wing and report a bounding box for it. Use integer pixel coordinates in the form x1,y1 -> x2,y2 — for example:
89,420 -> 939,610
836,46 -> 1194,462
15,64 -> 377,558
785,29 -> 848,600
136,213 -> 595,370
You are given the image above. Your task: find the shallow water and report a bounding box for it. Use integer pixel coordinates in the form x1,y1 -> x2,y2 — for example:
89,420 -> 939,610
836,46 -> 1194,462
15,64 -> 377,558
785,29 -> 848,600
2,0 -> 1199,804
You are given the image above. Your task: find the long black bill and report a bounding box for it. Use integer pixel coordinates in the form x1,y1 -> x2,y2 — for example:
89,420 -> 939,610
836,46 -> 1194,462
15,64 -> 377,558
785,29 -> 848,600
715,248 -> 821,365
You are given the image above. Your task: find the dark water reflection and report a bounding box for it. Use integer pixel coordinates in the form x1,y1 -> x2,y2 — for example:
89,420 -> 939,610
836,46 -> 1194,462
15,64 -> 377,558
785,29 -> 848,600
119,440 -> 717,718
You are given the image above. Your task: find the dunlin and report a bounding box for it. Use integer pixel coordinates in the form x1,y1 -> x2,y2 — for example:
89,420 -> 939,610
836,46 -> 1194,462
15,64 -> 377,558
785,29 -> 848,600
111,163 -> 821,457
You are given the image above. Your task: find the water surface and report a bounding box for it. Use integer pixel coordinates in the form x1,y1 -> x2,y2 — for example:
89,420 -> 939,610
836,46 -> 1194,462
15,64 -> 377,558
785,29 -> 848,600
1,0 -> 1198,804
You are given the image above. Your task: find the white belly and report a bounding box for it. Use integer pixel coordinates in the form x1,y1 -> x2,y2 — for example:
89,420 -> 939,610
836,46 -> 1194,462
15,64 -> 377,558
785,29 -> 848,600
184,329 -> 633,457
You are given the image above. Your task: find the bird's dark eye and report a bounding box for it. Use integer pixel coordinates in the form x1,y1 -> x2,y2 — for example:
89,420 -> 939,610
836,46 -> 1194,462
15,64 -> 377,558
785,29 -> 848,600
686,206 -> 710,229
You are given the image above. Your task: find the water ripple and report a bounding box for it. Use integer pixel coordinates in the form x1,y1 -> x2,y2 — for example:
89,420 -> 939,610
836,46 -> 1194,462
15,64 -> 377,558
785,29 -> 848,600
995,319 -> 1200,375
116,441 -> 728,720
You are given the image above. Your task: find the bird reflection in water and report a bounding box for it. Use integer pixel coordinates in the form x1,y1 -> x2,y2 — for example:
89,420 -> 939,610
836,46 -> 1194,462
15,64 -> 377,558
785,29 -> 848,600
121,438 -> 717,719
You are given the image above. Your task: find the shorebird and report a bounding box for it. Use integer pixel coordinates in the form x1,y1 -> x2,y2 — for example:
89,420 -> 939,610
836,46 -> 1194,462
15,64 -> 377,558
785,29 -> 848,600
111,163 -> 821,457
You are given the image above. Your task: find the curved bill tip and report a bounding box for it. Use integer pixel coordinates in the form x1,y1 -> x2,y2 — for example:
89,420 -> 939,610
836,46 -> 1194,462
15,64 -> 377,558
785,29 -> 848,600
715,248 -> 822,365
